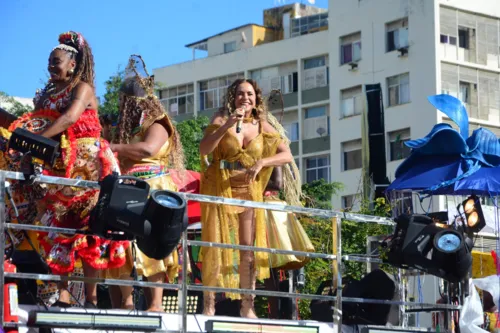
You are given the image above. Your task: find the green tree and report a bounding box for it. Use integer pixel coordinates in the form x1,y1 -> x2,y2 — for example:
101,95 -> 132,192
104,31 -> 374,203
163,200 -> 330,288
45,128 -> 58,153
297,183 -> 393,319
0,91 -> 33,117
175,116 -> 210,171
99,70 -> 124,117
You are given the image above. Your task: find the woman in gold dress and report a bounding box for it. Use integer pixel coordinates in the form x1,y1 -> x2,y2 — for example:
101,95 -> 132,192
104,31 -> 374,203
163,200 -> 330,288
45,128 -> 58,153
106,55 -> 185,311
199,79 -> 294,318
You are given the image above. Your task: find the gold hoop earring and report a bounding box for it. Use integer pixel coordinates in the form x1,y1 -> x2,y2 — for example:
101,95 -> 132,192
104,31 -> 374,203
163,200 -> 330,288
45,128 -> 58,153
68,69 -> 74,75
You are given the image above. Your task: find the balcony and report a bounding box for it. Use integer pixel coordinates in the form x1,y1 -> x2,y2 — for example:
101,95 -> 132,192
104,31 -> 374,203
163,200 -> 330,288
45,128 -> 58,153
302,66 -> 329,104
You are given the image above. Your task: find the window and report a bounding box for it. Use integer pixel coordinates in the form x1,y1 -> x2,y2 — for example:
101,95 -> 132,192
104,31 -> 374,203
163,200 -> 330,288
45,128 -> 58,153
305,155 -> 330,183
303,56 -> 328,90
224,41 -> 237,53
341,86 -> 363,118
458,27 -> 470,49
283,122 -> 299,142
291,12 -> 328,38
387,73 -> 410,106
342,139 -> 362,171
342,195 -> 356,210
305,106 -> 326,118
459,81 -> 471,104
386,18 -> 409,52
199,73 -> 244,111
440,34 -> 457,46
389,129 -> 411,161
340,32 -> 361,65
159,84 -> 194,115
304,56 -> 326,70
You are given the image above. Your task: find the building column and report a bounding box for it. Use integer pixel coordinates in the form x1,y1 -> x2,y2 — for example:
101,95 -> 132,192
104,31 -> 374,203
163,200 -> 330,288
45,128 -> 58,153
194,80 -> 199,117
296,59 -> 304,178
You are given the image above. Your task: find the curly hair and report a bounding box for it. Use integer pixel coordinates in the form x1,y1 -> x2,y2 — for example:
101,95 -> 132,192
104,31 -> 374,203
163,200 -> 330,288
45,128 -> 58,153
114,77 -> 185,172
221,78 -> 267,119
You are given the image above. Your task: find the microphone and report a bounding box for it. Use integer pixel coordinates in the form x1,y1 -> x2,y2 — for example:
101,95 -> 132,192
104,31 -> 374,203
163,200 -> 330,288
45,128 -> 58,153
236,118 -> 243,133
236,106 -> 246,134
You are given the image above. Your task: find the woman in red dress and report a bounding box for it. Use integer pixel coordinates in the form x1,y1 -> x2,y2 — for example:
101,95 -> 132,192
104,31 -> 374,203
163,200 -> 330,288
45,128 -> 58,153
9,31 -> 126,308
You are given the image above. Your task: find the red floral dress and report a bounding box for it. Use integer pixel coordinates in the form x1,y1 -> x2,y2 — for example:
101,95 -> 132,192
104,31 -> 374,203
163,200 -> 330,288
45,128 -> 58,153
9,88 -> 128,274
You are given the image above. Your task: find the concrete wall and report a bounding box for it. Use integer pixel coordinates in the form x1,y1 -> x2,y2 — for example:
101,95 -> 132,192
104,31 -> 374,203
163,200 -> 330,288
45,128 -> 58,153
329,0 -> 440,210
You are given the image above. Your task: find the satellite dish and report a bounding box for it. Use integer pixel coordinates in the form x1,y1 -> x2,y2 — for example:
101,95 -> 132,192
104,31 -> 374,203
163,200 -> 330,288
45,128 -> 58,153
241,32 -> 247,43
316,127 -> 326,136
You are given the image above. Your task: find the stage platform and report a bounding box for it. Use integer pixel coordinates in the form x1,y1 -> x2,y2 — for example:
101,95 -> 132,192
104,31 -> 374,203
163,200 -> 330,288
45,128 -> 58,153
13,304 -> 336,332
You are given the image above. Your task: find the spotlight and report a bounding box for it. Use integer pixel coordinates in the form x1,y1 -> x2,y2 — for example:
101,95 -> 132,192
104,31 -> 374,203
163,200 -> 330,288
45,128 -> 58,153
382,214 -> 472,282
161,290 -> 202,314
90,173 -> 188,260
461,195 -> 486,233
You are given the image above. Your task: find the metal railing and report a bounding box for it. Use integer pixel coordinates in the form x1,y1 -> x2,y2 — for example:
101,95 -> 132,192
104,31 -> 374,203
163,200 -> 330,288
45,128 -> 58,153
0,171 -> 460,332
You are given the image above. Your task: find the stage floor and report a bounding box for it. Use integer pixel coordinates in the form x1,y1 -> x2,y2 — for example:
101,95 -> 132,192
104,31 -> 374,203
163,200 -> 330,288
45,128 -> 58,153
14,304 -> 336,332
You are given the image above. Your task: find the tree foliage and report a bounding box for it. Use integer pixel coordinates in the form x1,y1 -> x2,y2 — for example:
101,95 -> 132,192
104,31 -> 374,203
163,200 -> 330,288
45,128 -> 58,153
297,183 -> 393,319
175,116 -> 210,171
99,70 -> 124,117
0,91 -> 33,117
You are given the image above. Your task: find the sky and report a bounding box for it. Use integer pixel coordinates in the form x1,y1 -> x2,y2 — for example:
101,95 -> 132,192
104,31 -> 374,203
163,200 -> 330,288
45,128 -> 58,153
0,0 -> 328,101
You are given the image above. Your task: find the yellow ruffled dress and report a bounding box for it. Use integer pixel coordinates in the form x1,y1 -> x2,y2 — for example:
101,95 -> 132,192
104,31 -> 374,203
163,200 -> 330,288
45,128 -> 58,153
105,114 -> 180,281
200,121 -> 281,298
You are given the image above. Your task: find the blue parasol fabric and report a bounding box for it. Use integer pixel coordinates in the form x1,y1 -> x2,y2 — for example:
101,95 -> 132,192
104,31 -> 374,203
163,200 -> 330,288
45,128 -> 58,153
388,94 -> 500,196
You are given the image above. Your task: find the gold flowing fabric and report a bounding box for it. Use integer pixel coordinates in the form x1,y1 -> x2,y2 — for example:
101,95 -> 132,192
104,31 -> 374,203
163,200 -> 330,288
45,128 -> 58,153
200,123 -> 281,299
264,196 -> 315,270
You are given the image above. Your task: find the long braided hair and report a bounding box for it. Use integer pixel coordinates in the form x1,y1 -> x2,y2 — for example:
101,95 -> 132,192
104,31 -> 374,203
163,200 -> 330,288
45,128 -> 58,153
58,31 -> 95,91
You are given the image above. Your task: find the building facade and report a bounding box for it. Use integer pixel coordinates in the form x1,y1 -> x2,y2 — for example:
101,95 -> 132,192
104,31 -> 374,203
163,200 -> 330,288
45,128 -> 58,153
153,0 -> 500,210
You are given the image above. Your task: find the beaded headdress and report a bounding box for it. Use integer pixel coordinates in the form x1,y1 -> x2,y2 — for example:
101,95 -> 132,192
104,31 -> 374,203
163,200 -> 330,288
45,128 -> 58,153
53,31 -> 84,54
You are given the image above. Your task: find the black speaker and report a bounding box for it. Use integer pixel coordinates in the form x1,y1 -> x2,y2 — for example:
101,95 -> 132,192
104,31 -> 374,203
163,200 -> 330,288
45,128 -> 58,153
342,269 -> 396,325
365,84 -> 390,199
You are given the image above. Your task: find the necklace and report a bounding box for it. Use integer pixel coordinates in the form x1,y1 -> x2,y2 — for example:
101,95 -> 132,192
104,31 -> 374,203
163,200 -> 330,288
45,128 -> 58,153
242,117 -> 254,123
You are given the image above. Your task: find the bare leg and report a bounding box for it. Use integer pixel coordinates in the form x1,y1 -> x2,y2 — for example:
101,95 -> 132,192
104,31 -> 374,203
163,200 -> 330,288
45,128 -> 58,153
238,208 -> 257,319
82,262 -> 98,306
57,280 -> 71,304
108,285 -> 122,309
146,272 -> 165,312
119,283 -> 134,310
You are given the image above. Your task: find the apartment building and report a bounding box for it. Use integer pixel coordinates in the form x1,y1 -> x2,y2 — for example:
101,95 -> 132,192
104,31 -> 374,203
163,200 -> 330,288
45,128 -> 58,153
153,0 -> 500,210
329,0 -> 500,210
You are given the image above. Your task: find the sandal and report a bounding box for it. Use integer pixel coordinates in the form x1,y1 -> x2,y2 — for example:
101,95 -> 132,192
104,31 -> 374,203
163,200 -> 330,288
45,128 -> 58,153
52,300 -> 71,308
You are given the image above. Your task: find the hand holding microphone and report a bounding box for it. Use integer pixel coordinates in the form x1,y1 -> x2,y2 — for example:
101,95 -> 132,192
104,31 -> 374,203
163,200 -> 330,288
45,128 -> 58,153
233,107 -> 246,134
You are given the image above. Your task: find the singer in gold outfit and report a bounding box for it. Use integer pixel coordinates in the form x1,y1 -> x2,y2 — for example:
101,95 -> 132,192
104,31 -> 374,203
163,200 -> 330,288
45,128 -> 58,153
199,79 -> 294,318
105,55 -> 185,311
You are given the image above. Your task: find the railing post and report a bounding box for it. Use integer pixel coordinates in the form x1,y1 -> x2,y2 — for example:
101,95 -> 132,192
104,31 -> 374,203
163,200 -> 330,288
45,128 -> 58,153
0,171 -> 6,329
333,216 -> 342,333
179,231 -> 188,333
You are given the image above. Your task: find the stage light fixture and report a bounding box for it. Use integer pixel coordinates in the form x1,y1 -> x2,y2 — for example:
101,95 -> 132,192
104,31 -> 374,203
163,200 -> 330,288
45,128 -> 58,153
382,214 -> 472,282
90,172 -> 188,260
8,128 -> 60,180
28,311 -> 162,331
205,320 -> 319,333
9,128 -> 60,166
461,195 -> 486,233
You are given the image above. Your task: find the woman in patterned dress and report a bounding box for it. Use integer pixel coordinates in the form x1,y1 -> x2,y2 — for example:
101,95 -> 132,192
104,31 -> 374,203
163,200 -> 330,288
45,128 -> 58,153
9,31 -> 127,308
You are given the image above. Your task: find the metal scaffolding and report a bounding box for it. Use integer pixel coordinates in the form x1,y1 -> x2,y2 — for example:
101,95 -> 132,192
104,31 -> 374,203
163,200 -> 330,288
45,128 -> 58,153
0,170 -> 460,332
